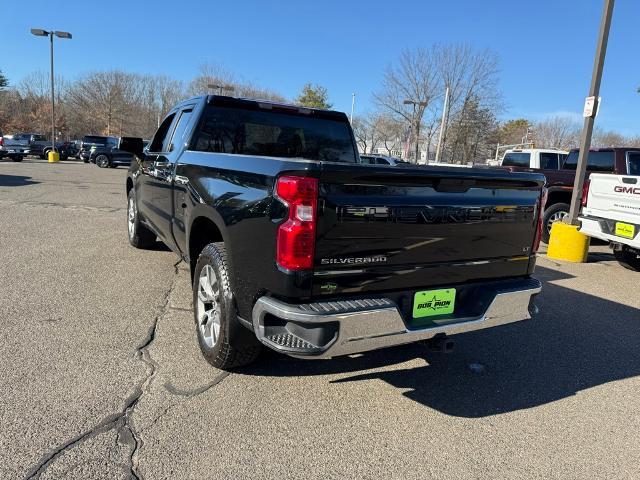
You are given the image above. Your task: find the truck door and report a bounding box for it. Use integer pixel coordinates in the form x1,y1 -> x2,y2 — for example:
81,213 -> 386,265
137,111 -> 178,248
161,106 -> 195,254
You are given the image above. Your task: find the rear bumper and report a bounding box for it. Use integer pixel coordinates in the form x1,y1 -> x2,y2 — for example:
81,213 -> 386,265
252,278 -> 542,358
579,215 -> 640,249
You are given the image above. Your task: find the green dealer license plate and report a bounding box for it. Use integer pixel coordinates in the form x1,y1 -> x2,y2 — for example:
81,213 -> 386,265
413,288 -> 456,318
615,222 -> 636,239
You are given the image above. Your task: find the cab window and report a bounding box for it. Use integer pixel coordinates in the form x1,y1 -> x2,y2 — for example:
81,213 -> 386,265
539,152 -> 559,170
627,152 -> 640,175
563,150 -> 614,172
502,152 -> 531,167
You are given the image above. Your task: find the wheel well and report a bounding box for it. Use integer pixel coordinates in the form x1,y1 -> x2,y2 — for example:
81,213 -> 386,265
546,190 -> 571,207
189,217 -> 224,279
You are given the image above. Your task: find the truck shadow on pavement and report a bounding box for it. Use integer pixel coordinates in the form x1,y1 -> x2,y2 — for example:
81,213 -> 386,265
0,174 -> 40,187
242,266 -> 640,418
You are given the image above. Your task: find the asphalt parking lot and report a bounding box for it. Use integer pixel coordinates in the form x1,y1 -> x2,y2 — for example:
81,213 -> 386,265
1,158 -> 640,480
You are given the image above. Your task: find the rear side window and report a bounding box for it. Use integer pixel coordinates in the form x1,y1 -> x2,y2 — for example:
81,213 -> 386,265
149,113 -> 177,152
82,136 -> 108,144
167,109 -> 194,155
563,150 -> 614,172
192,105 -> 357,163
539,152 -> 559,169
375,157 -> 390,165
502,152 -> 531,167
628,152 -> 640,175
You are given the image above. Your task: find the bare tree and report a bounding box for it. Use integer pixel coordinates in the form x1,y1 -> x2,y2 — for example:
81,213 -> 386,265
533,116 -> 581,149
352,115 -> 382,154
373,48 -> 439,160
592,128 -> 627,148
375,44 -> 502,163
188,63 -> 285,101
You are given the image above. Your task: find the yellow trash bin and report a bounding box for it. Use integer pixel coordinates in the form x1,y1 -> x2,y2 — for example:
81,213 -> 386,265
48,150 -> 60,163
547,221 -> 590,263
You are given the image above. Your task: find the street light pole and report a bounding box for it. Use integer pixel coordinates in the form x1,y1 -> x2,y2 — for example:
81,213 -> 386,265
566,0 -> 615,224
350,93 -> 355,123
31,28 -> 72,163
435,86 -> 450,163
49,32 -> 55,157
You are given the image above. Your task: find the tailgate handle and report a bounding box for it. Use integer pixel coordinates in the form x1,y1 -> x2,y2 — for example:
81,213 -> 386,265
434,178 -> 476,193
622,177 -> 637,184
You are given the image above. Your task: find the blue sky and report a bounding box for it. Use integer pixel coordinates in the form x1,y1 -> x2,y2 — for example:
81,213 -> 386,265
2,0 -> 639,135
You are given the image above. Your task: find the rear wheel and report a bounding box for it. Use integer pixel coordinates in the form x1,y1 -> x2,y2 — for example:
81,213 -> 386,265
614,248 -> 640,272
542,202 -> 570,244
96,154 -> 111,168
127,189 -> 156,249
193,242 -> 261,370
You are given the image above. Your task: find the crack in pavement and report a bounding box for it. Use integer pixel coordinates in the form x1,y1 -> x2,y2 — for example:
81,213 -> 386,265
23,260 -> 181,480
135,372 -> 231,437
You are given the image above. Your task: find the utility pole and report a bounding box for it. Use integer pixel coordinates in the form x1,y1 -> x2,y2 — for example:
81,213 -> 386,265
435,86 -> 450,163
566,0 -> 615,224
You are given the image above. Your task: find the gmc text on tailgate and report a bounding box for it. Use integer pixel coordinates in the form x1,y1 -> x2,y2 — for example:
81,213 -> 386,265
122,95 -> 545,370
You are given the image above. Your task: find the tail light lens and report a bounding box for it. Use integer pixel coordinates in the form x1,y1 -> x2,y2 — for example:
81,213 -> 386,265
276,175 -> 318,270
532,187 -> 548,254
0,137 -> 3,147
581,180 -> 591,207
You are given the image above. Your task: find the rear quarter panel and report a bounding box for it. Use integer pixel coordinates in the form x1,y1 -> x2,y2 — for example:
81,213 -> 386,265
178,151 -> 322,319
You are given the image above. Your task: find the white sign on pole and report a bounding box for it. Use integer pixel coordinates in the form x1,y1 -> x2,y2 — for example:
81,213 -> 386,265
583,96 -> 602,118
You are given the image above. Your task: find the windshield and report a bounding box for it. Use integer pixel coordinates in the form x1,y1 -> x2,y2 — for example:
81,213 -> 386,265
192,105 -> 357,163
563,150 -> 615,172
502,152 -> 531,168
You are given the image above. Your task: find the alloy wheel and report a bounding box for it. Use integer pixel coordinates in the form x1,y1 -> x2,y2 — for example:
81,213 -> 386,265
196,265 -> 222,348
128,196 -> 136,239
547,210 -> 568,233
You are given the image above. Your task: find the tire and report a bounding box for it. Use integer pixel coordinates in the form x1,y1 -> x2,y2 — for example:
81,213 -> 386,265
542,202 -> 570,244
193,243 -> 261,370
11,156 -> 23,162
96,154 -> 111,168
614,248 -> 640,272
127,189 -> 156,249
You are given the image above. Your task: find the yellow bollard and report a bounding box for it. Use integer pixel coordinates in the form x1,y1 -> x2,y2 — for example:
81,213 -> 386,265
547,222 -> 590,263
48,150 -> 60,163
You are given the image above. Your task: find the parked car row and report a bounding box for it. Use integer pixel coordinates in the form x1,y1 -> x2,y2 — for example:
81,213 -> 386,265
0,131 -> 149,168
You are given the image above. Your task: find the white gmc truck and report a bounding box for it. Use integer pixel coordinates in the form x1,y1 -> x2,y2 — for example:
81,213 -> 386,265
580,171 -> 640,271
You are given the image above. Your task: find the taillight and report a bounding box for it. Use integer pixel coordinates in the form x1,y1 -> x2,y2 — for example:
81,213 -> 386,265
532,188 -> 548,254
581,180 -> 591,207
0,137 -> 3,147
276,175 -> 318,270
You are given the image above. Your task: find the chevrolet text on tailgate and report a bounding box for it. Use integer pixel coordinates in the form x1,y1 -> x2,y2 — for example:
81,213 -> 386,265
122,95 -> 545,370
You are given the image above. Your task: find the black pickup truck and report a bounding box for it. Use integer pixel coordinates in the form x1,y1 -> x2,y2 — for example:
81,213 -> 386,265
122,95 -> 545,370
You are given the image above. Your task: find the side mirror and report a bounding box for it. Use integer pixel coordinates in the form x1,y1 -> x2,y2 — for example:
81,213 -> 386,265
119,137 -> 145,158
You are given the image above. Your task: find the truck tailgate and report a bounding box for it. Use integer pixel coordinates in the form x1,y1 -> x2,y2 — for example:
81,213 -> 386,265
313,164 -> 545,295
584,173 -> 640,223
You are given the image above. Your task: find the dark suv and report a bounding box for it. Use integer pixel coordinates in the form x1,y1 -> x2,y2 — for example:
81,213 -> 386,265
90,138 -> 149,168
79,135 -> 118,163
